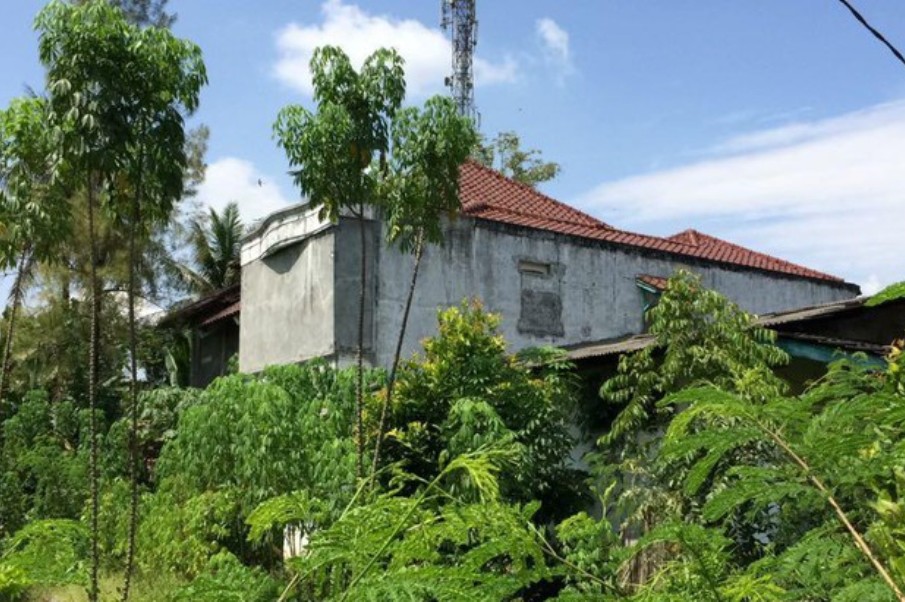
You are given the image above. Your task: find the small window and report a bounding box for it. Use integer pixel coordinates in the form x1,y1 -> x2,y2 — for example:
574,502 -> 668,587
518,260 -> 551,276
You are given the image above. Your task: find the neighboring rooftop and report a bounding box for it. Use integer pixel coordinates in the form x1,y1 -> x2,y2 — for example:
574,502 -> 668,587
566,294 -> 905,362
458,160 -> 848,285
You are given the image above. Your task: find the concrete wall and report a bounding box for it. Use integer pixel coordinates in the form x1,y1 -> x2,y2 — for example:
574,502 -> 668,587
333,218 -> 377,365
370,216 -> 858,369
239,204 -> 337,373
239,206 -> 857,373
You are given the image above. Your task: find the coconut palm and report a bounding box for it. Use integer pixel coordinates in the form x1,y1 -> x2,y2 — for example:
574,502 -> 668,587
177,202 -> 243,295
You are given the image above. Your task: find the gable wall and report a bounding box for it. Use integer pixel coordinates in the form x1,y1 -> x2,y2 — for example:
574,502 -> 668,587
361,216 -> 858,368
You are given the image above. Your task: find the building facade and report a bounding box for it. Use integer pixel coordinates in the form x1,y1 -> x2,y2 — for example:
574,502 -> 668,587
237,161 -> 859,374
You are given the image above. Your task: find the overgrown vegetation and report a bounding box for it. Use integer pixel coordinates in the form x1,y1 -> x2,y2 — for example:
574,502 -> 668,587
1,2 -> 904,599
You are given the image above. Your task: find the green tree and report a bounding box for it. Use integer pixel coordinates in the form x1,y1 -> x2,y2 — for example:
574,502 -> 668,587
0,97 -> 69,409
175,202 -> 243,295
103,16 -> 205,599
370,95 -> 477,477
109,0 -> 175,28
602,269 -> 788,445
274,45 -> 405,479
475,130 -> 561,188
379,301 -> 583,515
36,2 -> 204,597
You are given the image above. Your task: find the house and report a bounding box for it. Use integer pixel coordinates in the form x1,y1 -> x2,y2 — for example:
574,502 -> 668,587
235,160 -> 858,375
158,284 -> 240,388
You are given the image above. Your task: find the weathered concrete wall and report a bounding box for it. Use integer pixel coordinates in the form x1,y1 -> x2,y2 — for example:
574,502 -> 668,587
239,205 -> 858,373
333,217 -> 377,365
239,204 -> 337,373
371,217 -> 858,368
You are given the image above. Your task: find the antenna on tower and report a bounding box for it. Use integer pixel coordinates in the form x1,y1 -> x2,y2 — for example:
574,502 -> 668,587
441,0 -> 479,124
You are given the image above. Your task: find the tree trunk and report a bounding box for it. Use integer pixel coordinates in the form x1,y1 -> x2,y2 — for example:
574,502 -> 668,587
86,174 -> 101,602
355,204 -> 366,479
371,229 -> 424,479
122,150 -> 144,602
0,247 -> 30,412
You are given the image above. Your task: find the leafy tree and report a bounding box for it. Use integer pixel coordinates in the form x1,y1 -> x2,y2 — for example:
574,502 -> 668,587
0,97 -> 70,409
379,300 -> 584,516
474,130 -> 561,188
601,270 -> 789,446
109,0 -> 175,28
588,271 -> 790,588
175,202 -> 243,294
36,2 -> 205,597
265,447 -> 556,601
101,19 -> 206,598
370,95 -> 478,477
655,355 -> 905,600
275,45 -> 405,479
0,391 -> 87,538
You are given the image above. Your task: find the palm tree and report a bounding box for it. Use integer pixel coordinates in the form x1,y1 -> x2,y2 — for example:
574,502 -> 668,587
177,202 -> 243,295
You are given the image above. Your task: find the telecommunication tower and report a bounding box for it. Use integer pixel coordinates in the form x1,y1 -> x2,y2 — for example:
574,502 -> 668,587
441,0 -> 478,123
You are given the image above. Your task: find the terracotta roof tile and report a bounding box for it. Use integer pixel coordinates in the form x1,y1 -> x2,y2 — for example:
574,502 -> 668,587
636,274 -> 669,291
458,161 -> 845,283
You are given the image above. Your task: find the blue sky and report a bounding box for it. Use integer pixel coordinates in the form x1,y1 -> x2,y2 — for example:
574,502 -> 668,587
2,0 -> 905,292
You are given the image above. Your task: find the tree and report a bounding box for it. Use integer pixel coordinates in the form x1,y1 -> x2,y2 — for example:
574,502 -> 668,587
176,202 -> 243,295
0,97 -> 69,409
370,95 -> 477,477
601,269 -> 789,446
274,45 -> 405,479
106,18 -> 205,601
75,0 -> 176,28
37,2 -> 205,598
474,130 -> 561,188
378,301 -> 583,515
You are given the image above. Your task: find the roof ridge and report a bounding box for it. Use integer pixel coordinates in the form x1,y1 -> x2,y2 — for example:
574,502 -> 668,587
463,159 -> 609,228
471,203 -> 613,230
674,229 -> 842,282
455,162 -> 851,286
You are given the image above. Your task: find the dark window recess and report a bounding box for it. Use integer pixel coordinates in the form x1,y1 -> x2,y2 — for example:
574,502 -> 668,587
517,259 -> 564,337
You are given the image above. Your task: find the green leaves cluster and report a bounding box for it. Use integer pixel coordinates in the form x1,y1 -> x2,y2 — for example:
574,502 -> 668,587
157,361 -> 378,516
602,269 -> 789,444
274,46 -> 405,223
380,300 -> 584,515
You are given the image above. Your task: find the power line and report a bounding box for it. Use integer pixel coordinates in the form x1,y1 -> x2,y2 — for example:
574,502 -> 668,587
835,0 -> 905,68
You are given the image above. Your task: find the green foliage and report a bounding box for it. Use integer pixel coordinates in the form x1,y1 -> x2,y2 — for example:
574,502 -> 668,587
0,519 -> 89,590
602,270 -> 789,445
0,96 -> 69,269
104,386 -> 198,479
868,280 -> 905,307
650,355 -> 905,598
554,509 -> 621,596
282,447 -> 554,601
158,362 -> 378,515
274,45 -> 405,223
382,300 -> 583,515
474,130 -> 561,188
383,95 -> 478,252
177,201 -> 243,294
170,551 -> 278,602
135,485 -> 241,577
0,391 -> 87,537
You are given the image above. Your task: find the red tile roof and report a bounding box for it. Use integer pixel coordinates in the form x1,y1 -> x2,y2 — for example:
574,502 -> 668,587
636,274 -> 669,291
458,161 -> 845,283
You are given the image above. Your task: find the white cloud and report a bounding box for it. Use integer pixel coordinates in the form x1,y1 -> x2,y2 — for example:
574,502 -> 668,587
536,18 -> 571,71
196,158 -> 293,224
274,0 -> 517,98
578,100 -> 905,291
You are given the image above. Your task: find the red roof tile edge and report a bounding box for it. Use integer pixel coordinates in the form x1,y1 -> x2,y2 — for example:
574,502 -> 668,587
458,161 -> 848,285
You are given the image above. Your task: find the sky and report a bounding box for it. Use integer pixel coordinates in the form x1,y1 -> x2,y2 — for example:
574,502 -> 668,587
1,0 -> 904,294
